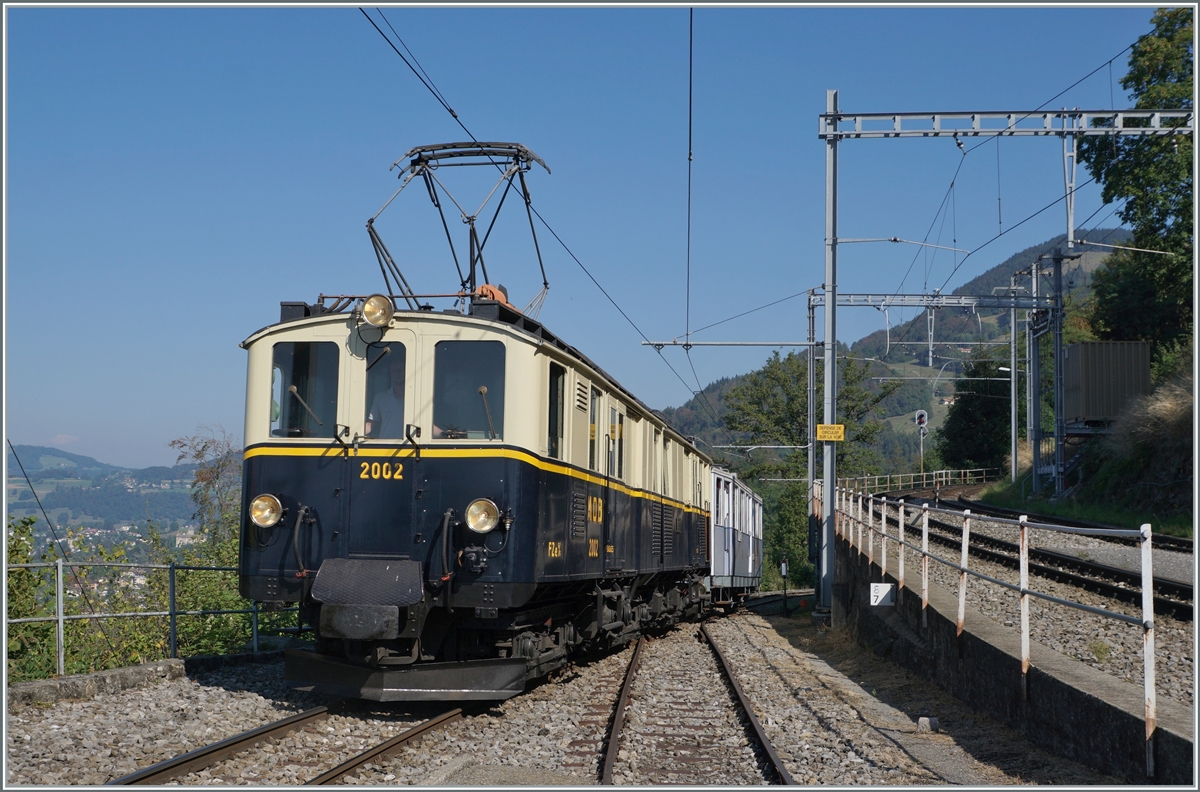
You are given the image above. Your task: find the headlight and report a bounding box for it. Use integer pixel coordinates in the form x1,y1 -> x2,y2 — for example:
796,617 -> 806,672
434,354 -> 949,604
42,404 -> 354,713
362,294 -> 395,327
465,498 -> 500,533
249,494 -> 283,528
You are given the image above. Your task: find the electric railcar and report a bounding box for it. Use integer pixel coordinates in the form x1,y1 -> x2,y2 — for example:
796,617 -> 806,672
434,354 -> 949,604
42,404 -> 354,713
237,142 -> 761,701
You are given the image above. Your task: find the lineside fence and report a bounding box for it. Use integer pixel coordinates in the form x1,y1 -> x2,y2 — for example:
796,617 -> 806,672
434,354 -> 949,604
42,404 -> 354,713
837,468 -> 999,494
819,480 -> 1159,778
6,560 -> 301,681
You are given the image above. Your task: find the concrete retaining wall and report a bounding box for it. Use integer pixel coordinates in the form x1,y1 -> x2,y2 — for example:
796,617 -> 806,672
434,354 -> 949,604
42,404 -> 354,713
6,651 -> 284,708
832,534 -> 1194,785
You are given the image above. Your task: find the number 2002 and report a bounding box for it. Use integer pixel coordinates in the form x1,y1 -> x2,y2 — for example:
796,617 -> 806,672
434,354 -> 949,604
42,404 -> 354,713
360,461 -> 404,480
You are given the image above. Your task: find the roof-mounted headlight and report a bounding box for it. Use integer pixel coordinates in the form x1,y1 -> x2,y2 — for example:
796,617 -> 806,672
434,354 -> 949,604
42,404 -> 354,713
362,294 -> 395,327
465,498 -> 500,533
249,494 -> 283,528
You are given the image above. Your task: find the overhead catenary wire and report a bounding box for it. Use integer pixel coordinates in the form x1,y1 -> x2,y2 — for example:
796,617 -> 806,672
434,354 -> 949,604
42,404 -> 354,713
376,8 -> 456,117
891,42 -> 1136,315
675,9 -> 736,451
358,8 -> 736,444
937,176 -> 1095,291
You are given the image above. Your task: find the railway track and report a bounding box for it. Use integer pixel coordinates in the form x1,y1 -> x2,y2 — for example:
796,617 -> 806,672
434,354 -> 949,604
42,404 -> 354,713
105,624 -> 796,787
878,505 -> 1192,621
106,705 -> 462,786
600,626 -> 794,785
955,497 -> 1194,554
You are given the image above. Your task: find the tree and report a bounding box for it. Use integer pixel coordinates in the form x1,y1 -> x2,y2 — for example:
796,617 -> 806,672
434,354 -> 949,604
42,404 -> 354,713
169,427 -> 243,546
934,355 -> 1011,470
723,352 -> 897,586
1078,8 -> 1193,365
723,352 -> 898,479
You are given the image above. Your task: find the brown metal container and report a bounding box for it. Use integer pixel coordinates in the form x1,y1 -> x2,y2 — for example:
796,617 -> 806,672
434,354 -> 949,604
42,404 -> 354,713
1063,341 -> 1152,423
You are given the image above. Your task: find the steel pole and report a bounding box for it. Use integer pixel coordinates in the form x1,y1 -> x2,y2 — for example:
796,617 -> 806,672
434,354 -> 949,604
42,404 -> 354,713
1054,132 -> 1077,495
1011,277 -> 1019,483
1053,253 -> 1066,494
807,290 -> 818,579
1030,265 -> 1041,496
819,89 -> 839,620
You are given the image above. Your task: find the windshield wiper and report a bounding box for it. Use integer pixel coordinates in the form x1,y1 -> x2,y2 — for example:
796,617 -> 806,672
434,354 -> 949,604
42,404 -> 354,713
288,385 -> 324,426
478,386 -> 497,440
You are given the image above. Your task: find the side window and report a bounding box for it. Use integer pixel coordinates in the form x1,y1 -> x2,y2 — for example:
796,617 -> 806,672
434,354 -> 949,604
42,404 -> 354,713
364,343 -> 407,438
271,342 -> 339,438
609,406 -> 625,480
433,340 -> 505,440
663,437 -> 672,495
588,387 -> 601,470
548,362 -> 566,459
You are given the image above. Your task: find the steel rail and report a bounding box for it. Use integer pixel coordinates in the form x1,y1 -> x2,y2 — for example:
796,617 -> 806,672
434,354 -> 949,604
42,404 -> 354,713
700,624 -> 796,785
306,708 -> 463,785
600,636 -> 645,785
106,705 -> 336,785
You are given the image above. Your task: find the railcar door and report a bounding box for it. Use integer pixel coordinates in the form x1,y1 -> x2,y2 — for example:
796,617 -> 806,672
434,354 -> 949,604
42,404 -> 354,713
603,406 -> 627,573
347,334 -> 418,558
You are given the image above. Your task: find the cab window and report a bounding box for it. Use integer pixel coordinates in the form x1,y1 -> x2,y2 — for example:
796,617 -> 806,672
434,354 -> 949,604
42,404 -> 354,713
433,340 -> 505,439
364,343 -> 407,438
271,342 -> 339,438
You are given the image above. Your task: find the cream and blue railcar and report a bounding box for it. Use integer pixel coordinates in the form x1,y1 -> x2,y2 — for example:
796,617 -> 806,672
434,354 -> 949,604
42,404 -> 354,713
705,467 -> 763,608
238,295 -> 714,700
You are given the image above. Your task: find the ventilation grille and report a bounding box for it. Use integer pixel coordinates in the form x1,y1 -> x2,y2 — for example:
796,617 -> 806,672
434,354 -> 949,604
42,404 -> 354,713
663,505 -> 676,558
575,380 -> 588,412
571,485 -> 588,538
651,502 -> 664,558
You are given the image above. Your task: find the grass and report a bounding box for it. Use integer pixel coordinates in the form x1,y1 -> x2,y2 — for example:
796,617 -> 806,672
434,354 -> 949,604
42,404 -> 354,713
1088,640 -> 1112,664
979,478 -> 1193,538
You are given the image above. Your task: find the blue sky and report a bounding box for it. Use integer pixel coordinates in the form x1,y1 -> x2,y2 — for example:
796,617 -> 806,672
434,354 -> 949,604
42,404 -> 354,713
4,4 -> 1159,468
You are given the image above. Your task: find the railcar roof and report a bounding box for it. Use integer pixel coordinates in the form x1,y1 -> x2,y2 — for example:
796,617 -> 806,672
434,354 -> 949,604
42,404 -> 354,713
243,298 -> 708,461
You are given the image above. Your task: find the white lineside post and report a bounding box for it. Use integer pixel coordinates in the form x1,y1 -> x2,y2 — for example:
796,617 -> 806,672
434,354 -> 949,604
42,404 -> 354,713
1141,522 -> 1156,778
854,492 -> 864,554
852,490 -> 858,545
836,490 -> 842,540
868,494 -> 875,569
921,503 -> 930,629
858,494 -> 866,553
957,510 -> 971,636
880,496 -> 889,580
1019,515 -> 1030,702
841,487 -> 847,533
897,499 -> 906,593
55,558 -> 65,678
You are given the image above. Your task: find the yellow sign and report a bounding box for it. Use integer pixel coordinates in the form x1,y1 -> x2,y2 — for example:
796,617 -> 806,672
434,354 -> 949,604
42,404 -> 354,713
816,424 -> 845,441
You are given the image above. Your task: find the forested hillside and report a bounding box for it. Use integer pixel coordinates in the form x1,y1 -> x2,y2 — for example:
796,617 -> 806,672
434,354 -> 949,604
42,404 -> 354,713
6,445 -> 199,534
850,229 -> 1129,362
